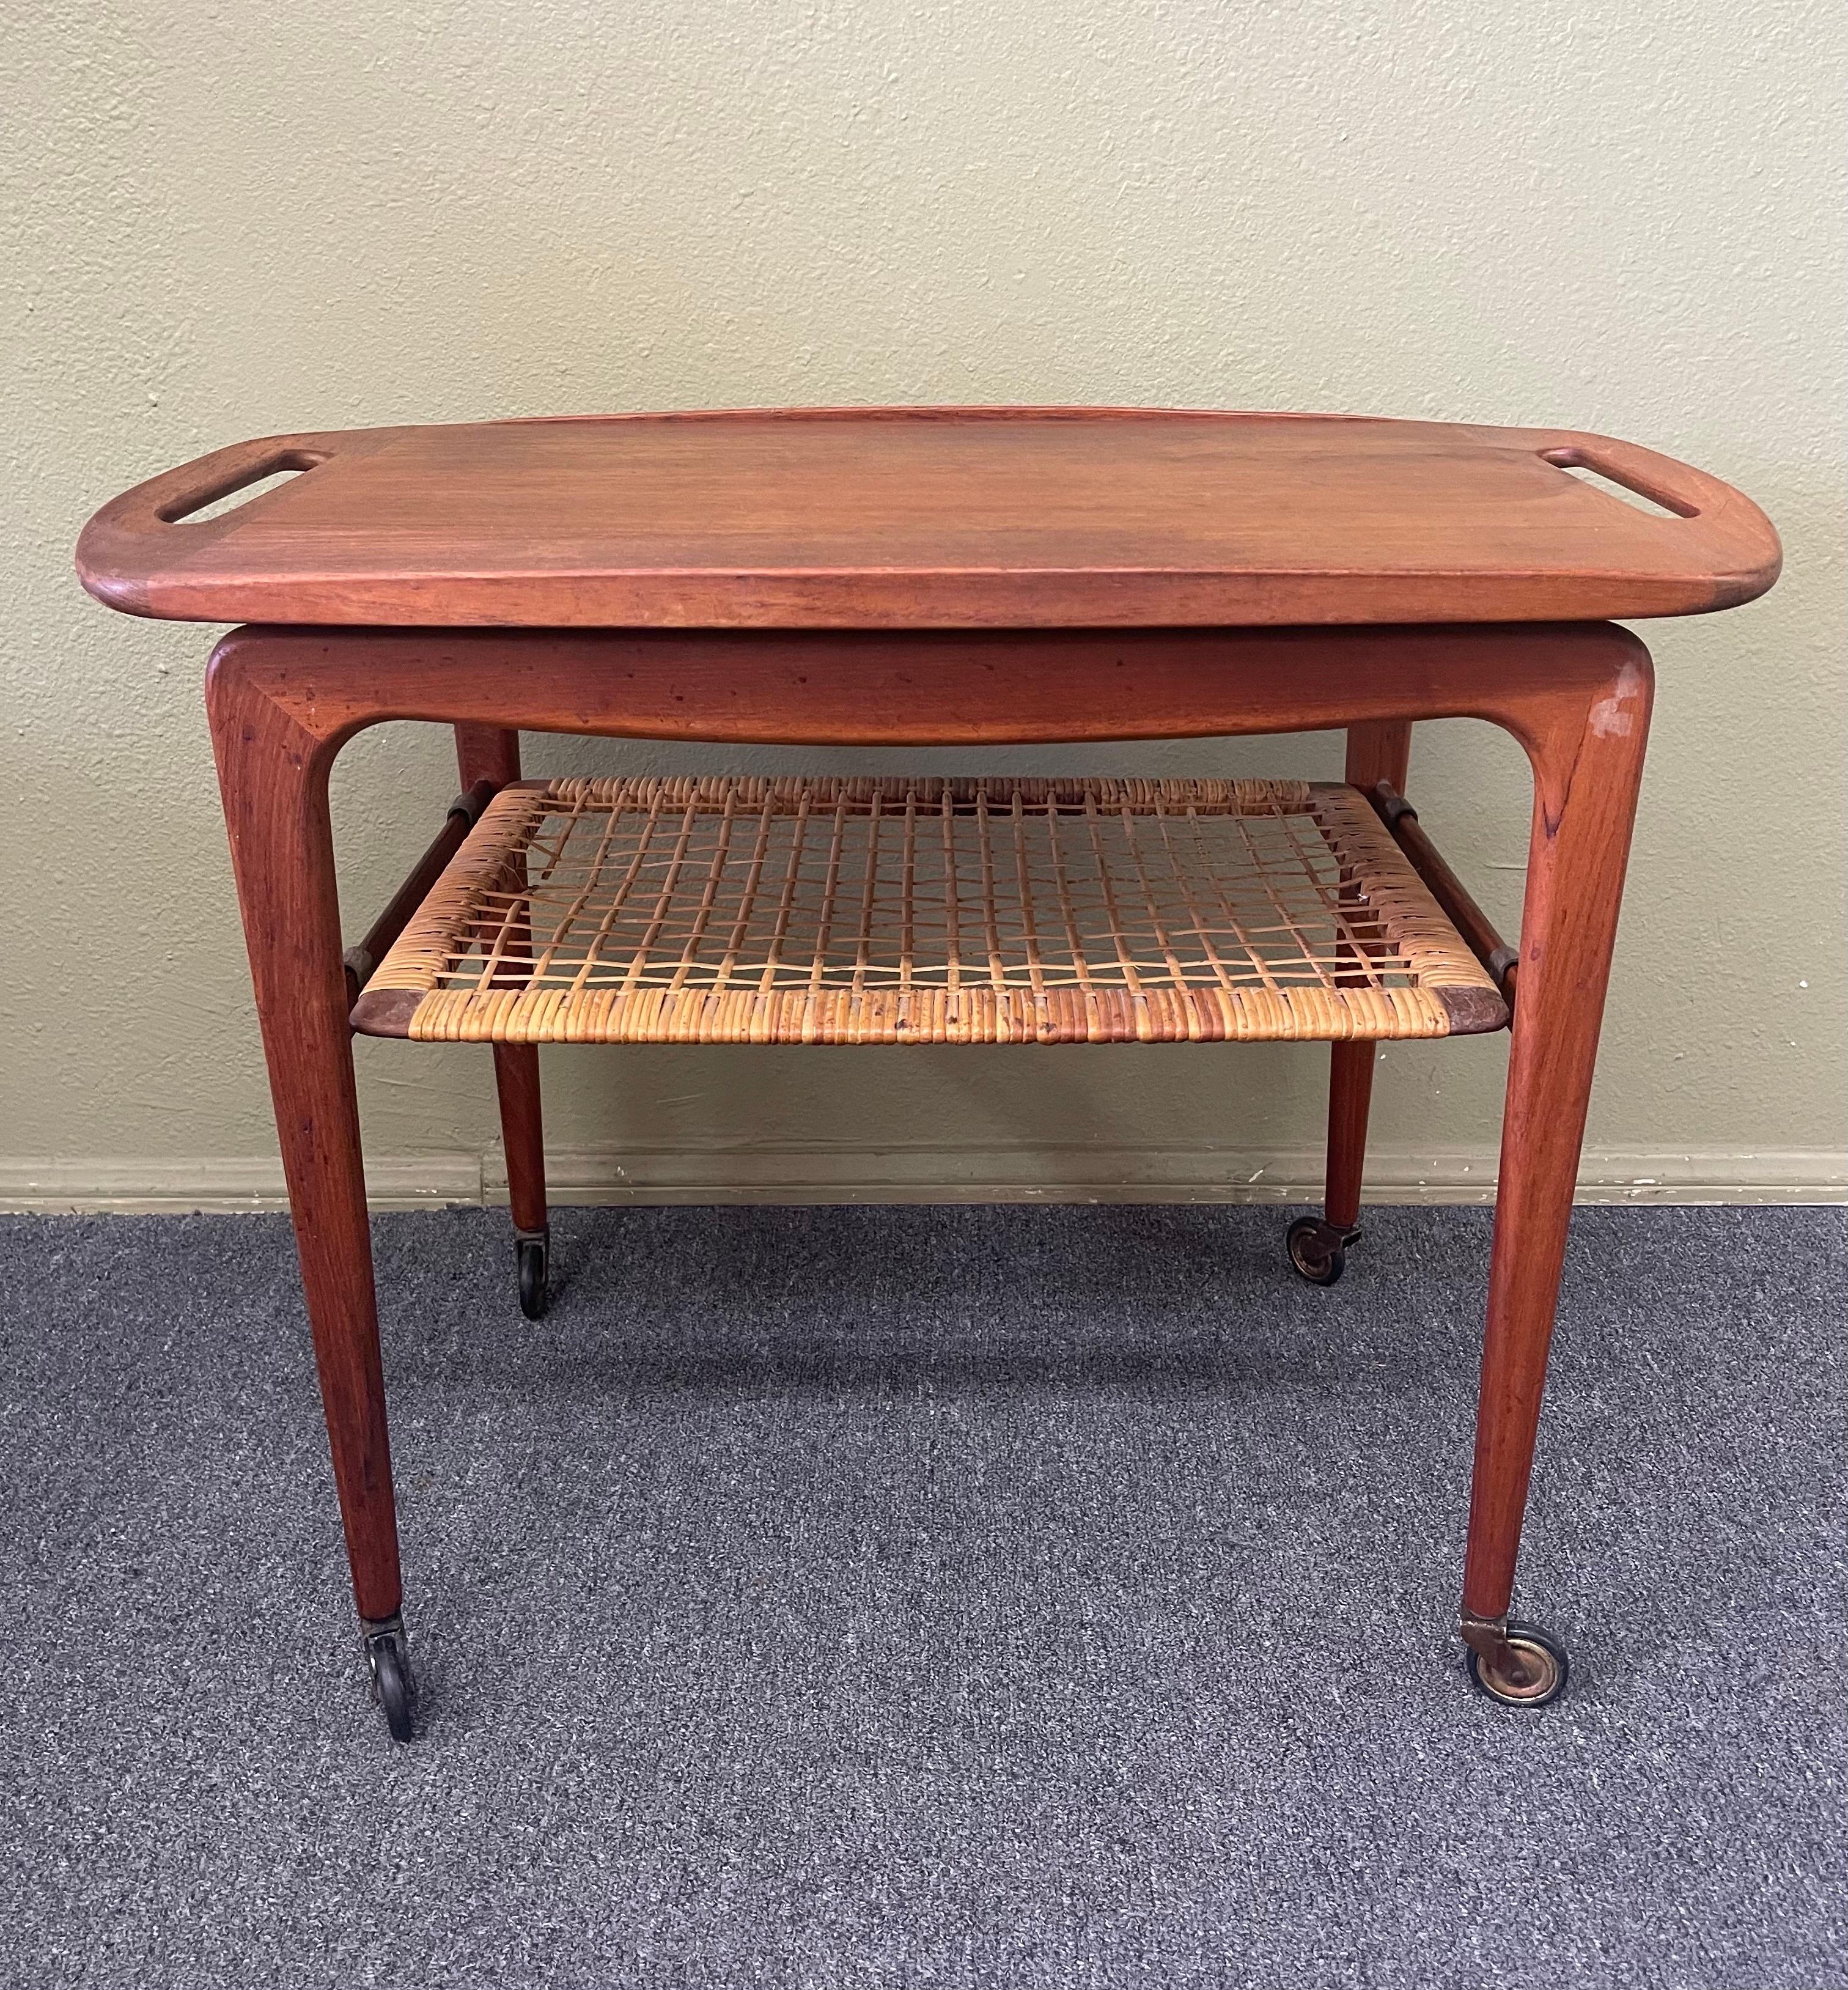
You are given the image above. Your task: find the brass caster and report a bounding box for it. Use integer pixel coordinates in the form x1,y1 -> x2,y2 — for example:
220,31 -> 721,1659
1461,1611 -> 1569,1708
1286,1216 -> 1360,1286
516,1226 -> 550,1320
362,1614 -> 416,1742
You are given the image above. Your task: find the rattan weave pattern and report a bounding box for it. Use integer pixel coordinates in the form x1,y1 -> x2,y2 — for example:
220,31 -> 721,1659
353,776 -> 1506,1045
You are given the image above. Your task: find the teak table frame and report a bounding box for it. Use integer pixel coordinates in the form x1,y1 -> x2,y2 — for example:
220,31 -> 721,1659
205,618 -> 1649,1722
80,405 -> 1780,1741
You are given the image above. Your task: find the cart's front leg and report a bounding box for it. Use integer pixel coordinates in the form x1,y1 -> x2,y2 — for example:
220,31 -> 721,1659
208,644 -> 413,1741
1461,638 -> 1654,1705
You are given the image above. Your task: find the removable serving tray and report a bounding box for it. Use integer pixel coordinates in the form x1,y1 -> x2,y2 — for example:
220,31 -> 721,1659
76,408 -> 1779,629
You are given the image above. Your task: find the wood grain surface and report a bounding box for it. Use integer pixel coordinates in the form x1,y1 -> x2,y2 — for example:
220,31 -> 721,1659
79,407 -> 1779,628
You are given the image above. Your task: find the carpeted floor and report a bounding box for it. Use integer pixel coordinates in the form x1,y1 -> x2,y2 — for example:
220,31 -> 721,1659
0,1204 -> 1841,1989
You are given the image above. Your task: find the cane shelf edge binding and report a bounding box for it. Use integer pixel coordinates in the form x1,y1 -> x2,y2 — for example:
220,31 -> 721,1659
75,405 -> 1779,1738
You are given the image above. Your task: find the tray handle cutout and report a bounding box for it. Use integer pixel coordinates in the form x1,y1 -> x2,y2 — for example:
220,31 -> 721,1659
155,446 -> 330,523
1539,444 -> 1699,519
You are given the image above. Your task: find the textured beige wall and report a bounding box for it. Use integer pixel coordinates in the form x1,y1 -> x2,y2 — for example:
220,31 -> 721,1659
4,0 -> 1843,1206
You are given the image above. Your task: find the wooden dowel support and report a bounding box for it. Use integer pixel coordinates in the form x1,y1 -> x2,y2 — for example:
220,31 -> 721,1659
1366,783 -> 1519,1009
342,781 -> 497,1012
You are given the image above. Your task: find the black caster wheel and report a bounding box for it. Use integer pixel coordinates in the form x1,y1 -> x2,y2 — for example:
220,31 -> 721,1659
516,1227 -> 550,1320
1466,1618 -> 1569,1708
1286,1216 -> 1356,1286
363,1620 -> 416,1742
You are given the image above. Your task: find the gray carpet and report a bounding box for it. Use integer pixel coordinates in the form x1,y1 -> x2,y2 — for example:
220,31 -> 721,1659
0,1204 -> 1841,1989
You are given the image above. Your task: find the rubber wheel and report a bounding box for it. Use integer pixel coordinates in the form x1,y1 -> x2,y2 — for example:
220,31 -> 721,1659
517,1232 -> 550,1321
1467,1618 -> 1569,1708
1286,1217 -> 1349,1286
369,1635 -> 416,1743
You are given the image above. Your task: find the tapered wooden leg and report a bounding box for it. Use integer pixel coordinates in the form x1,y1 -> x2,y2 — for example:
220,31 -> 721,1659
1327,721 -> 1414,1227
1459,644 -> 1654,1701
495,1044 -> 548,1237
1322,1042 -> 1376,1234
1290,721 -> 1414,1283
452,722 -> 523,792
207,652 -> 402,1631
453,725 -> 550,1313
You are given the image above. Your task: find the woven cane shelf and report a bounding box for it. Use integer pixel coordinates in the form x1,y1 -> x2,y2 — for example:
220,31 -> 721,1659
350,776 -> 1507,1047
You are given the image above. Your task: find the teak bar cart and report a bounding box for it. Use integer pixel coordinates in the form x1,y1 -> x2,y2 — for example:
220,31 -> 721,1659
78,408 -> 1780,1742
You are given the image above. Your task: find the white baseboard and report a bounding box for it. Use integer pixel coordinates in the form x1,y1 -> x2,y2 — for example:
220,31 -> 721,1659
0,1154 -> 487,1215
2,1146 -> 1842,1214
